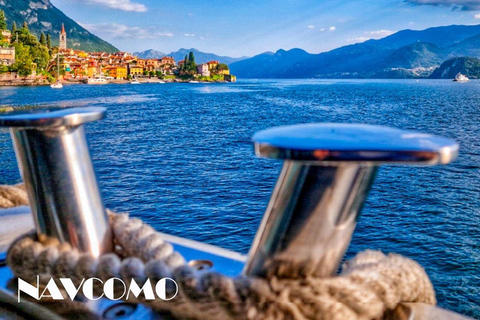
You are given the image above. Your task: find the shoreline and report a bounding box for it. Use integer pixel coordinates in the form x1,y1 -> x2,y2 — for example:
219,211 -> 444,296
0,78 -> 232,87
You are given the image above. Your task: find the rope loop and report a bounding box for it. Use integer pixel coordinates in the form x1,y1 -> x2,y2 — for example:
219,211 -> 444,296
2,184 -> 436,320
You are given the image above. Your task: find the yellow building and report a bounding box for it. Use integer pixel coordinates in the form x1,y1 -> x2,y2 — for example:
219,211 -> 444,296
105,66 -> 127,79
207,60 -> 219,70
87,66 -> 98,78
129,66 -> 143,76
217,69 -> 230,75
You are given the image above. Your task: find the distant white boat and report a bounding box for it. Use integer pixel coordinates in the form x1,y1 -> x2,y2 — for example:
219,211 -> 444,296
131,78 -> 141,85
87,75 -> 108,85
453,73 -> 469,82
50,80 -> 63,89
189,80 -> 200,83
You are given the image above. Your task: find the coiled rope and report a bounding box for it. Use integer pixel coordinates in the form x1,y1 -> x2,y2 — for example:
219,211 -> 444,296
2,185 -> 436,320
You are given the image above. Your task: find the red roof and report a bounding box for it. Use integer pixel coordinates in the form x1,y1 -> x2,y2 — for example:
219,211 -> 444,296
61,23 -> 66,34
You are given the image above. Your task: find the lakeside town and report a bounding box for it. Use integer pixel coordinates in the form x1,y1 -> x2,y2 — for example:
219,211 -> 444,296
0,12 -> 236,86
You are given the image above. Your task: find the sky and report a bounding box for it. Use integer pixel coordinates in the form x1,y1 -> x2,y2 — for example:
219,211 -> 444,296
50,0 -> 480,57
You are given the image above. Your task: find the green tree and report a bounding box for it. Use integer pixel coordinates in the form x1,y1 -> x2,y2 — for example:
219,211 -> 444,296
217,63 -> 229,71
8,23 -> 51,76
10,42 -> 34,77
0,10 -> 7,30
187,51 -> 196,72
11,21 -> 16,34
188,51 -> 195,66
46,34 -> 51,49
39,33 -> 46,46
182,54 -> 188,71
16,27 -> 39,47
30,43 -> 50,71
22,21 -> 28,30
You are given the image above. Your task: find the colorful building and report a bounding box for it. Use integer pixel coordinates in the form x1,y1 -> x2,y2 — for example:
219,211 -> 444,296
197,63 -> 210,77
207,60 -> 219,70
129,66 -> 144,76
145,59 -> 161,72
135,60 -> 146,68
217,69 -> 230,75
105,66 -> 127,79
161,56 -> 175,65
0,47 -> 15,66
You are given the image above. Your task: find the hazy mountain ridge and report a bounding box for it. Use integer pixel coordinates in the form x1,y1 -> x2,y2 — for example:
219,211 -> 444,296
0,0 -> 118,52
134,48 -> 248,64
132,49 -> 166,59
230,24 -> 480,79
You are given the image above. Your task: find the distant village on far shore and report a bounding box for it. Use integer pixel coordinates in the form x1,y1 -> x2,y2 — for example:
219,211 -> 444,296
0,13 -> 236,85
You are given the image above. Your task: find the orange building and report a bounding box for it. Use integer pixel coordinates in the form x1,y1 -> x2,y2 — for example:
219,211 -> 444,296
0,47 -> 15,66
145,59 -> 161,72
135,59 -> 146,67
161,56 -> 175,65
105,66 -> 127,79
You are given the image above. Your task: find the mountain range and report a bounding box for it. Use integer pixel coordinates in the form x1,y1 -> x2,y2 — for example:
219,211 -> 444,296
133,48 -> 248,64
230,24 -> 480,79
2,1 -> 480,79
0,0 -> 117,52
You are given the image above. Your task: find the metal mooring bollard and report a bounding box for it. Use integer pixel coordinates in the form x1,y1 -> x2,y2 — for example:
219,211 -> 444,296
244,123 -> 458,278
0,107 -> 112,257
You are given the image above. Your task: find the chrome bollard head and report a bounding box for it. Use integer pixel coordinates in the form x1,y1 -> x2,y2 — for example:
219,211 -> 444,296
0,106 -> 112,257
253,123 -> 459,165
0,106 -> 106,128
245,123 -> 459,278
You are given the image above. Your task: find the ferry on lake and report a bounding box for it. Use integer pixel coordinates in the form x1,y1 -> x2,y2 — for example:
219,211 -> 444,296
453,73 -> 470,82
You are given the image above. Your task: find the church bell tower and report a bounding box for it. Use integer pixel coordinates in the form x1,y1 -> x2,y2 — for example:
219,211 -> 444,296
59,23 -> 67,50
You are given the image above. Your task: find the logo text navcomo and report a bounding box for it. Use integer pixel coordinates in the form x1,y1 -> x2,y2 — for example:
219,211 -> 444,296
18,276 -> 178,302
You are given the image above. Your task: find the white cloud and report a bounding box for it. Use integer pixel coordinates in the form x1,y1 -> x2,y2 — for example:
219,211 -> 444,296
475,13 -> 480,18
72,0 -> 147,12
183,33 -> 195,37
80,23 -> 172,39
308,25 -> 315,29
347,29 -> 395,44
347,37 -> 371,43
319,26 -> 336,32
367,30 -> 394,37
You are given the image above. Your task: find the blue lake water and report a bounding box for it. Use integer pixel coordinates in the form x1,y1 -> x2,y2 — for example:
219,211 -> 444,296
0,79 -> 479,318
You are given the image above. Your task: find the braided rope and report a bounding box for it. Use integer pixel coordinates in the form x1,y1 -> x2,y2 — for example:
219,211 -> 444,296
0,184 -> 29,209
3,185 -> 437,320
